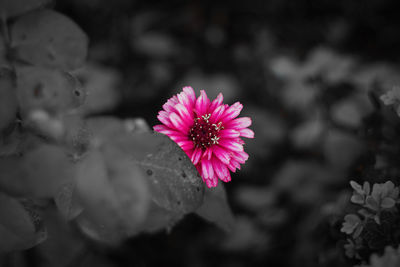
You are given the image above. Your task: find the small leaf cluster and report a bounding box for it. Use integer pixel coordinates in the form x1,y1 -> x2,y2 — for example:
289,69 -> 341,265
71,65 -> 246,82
358,246 -> 400,267
341,180 -> 400,262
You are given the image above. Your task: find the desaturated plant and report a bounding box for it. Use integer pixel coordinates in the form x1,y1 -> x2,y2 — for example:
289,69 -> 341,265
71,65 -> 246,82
0,0 -> 234,254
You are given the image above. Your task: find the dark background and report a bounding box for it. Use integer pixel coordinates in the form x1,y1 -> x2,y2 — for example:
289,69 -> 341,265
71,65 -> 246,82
45,0 -> 400,266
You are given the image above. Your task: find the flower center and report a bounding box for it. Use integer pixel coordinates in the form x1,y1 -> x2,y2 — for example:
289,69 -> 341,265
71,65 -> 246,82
189,114 -> 223,149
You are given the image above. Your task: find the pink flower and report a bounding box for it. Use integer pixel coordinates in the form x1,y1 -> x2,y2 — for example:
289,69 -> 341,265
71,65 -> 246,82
154,86 -> 254,188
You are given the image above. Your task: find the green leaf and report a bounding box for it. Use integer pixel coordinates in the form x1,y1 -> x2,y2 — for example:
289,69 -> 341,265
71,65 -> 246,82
371,183 -> 384,203
341,214 -> 361,235
0,68 -> 17,132
115,132 -> 204,232
0,144 -> 75,198
0,0 -> 51,19
10,9 -> 88,70
62,114 -> 90,156
75,148 -> 150,243
54,182 -> 83,221
22,144 -> 75,198
87,118 -> 203,212
0,193 -> 47,252
118,133 -> 203,209
350,180 -> 363,194
366,246 -> 400,267
366,195 -> 380,211
86,118 -> 204,233
363,181 -> 371,195
196,183 -> 235,232
138,133 -> 204,214
381,197 -> 396,209
350,193 -> 364,205
16,66 -> 85,116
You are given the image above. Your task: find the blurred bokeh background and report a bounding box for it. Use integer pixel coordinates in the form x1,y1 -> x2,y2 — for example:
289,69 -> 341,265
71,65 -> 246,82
37,0 -> 400,266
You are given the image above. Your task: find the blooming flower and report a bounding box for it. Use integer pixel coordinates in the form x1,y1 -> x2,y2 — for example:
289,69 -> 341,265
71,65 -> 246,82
154,86 -> 254,188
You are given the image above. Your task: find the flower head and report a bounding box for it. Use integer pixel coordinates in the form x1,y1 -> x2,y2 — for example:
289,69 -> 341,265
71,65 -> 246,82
154,86 -> 254,188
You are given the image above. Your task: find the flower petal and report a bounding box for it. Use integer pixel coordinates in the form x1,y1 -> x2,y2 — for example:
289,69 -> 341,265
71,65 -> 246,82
232,151 -> 249,164
169,112 -> 190,132
239,128 -> 254,138
195,90 -> 211,116
162,95 -> 179,113
202,148 -> 212,160
225,117 -> 252,129
219,139 -> 244,152
219,129 -> 240,138
221,102 -> 243,123
157,111 -> 174,128
153,124 -> 167,132
154,125 -> 184,140
191,147 -> 202,165
213,145 -> 231,165
212,158 -> 229,180
177,140 -> 194,151
221,171 -> 231,182
205,178 -> 218,188
201,159 -> 214,180
210,104 -> 225,123
209,93 -> 224,113
228,159 -> 241,172
183,86 -> 196,105
174,103 -> 193,125
177,91 -> 192,110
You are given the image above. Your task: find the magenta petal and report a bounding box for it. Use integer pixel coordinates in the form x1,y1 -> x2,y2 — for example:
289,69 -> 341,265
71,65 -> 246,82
154,125 -> 182,138
232,151 -> 249,164
219,129 -> 240,138
177,91 -> 192,109
174,103 -> 193,125
221,102 -> 243,123
157,111 -> 174,128
239,128 -> 254,138
169,112 -> 189,132
154,127 -> 187,143
183,86 -> 196,104
213,145 -> 231,165
210,105 -> 225,123
226,117 -> 252,129
220,171 -> 231,182
195,90 -> 211,116
202,148 -> 212,160
201,159 -> 214,180
191,147 -> 202,165
228,159 -> 241,172
219,139 -> 244,152
205,178 -> 217,188
177,140 -> 194,151
209,93 -> 224,113
153,124 -> 167,132
227,162 -> 236,172
212,158 -> 229,180
162,95 -> 179,113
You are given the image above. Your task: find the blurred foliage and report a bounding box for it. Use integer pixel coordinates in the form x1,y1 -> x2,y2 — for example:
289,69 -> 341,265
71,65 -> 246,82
2,0 -> 400,267
0,1 -> 233,266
